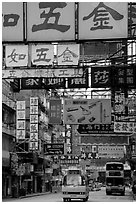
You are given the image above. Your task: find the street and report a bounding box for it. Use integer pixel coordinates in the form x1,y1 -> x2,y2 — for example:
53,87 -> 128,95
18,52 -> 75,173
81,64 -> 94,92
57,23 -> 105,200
4,187 -> 135,202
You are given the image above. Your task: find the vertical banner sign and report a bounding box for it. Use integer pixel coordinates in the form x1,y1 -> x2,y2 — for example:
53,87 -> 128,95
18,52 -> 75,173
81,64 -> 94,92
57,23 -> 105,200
5,45 -> 28,67
78,2 -> 128,40
65,125 -> 72,154
27,2 -> 75,41
31,44 -> 54,66
49,99 -> 62,124
16,101 -> 26,141
29,97 -> 39,150
57,44 -> 80,65
2,2 -> 24,42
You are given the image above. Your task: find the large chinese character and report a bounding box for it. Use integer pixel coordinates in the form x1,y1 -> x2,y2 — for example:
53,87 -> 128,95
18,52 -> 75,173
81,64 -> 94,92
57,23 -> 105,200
83,2 -> 124,31
58,47 -> 78,62
94,70 -> 109,84
7,49 -> 26,63
3,14 -> 19,27
32,2 -> 70,32
33,48 -> 51,63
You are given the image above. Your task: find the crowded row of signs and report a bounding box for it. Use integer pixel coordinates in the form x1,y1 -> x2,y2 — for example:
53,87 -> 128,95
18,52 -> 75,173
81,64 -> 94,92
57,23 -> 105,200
3,2 -> 133,42
5,65 -> 136,89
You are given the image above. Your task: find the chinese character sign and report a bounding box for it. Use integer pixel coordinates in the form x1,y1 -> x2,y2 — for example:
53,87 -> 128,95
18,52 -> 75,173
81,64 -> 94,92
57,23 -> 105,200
2,2 -> 24,41
16,101 -> 26,140
29,97 -> 39,150
114,122 -> 136,133
91,67 -> 111,88
57,44 -> 79,65
31,44 -> 54,65
27,2 -> 75,41
49,99 -> 62,124
5,45 -> 28,67
78,2 -> 128,40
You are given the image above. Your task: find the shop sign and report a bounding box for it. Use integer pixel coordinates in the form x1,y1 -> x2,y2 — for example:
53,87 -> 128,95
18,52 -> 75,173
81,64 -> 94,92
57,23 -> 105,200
77,124 -> 114,134
114,122 -> 136,133
27,2 -> 75,41
44,143 -> 64,155
43,78 -> 66,89
63,99 -> 111,124
2,2 -> 24,41
91,67 -> 111,88
5,45 -> 28,67
21,78 -> 42,89
68,68 -> 89,88
2,68 -> 84,79
49,99 -> 62,124
29,97 -> 39,150
113,65 -> 136,88
98,145 -> 125,158
114,91 -> 126,114
31,44 -> 54,65
57,44 -> 79,65
60,155 -> 79,165
78,2 -> 128,40
16,100 -> 26,140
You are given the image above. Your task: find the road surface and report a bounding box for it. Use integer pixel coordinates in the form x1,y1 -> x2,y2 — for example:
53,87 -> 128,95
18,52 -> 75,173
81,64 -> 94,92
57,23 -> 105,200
3,187 -> 135,202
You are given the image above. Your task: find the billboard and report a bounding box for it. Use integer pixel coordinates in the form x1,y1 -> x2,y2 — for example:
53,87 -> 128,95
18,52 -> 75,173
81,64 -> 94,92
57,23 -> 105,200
63,99 -> 111,124
78,2 -> 128,40
26,2 -> 75,41
2,2 -> 24,41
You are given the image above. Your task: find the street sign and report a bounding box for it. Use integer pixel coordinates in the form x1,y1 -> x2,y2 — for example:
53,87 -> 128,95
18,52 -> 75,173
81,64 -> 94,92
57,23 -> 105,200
63,99 -> 111,124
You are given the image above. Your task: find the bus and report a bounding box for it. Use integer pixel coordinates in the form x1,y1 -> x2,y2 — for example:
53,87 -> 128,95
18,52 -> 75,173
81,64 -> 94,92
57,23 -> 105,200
105,162 -> 125,196
62,167 -> 89,202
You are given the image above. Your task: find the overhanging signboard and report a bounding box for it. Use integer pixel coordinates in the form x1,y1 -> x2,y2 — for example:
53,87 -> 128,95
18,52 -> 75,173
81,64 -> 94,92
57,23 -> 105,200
60,155 -> 79,165
21,78 -> 42,89
44,143 -> 64,155
2,68 -> 83,79
49,99 -> 62,124
2,2 -> 24,42
57,44 -> 79,65
63,99 -> 111,124
114,122 -> 136,133
78,2 -> 128,40
77,124 -> 114,134
27,2 -> 75,41
68,68 -> 89,88
91,67 -> 111,88
43,78 -> 66,89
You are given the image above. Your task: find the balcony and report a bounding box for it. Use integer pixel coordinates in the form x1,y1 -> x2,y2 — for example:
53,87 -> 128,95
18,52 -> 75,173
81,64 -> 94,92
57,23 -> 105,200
2,122 -> 16,137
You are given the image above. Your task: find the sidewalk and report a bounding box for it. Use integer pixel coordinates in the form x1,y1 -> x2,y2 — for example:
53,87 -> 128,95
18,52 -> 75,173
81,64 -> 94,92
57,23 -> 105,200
2,191 -> 52,202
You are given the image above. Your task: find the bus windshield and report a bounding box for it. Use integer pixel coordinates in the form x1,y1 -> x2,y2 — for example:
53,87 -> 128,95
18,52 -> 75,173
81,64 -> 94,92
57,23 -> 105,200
63,174 -> 86,186
106,163 -> 123,170
106,178 -> 124,186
